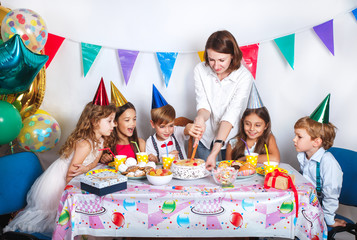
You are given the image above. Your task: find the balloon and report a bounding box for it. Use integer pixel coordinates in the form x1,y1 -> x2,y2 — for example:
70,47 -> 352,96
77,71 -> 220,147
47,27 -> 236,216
0,100 -> 23,144
162,200 -> 176,214
35,109 -> 50,115
230,212 -> 243,228
0,34 -> 48,95
0,65 -> 46,119
17,113 -> 61,152
1,8 -> 48,53
111,212 -> 125,227
280,200 -> 294,214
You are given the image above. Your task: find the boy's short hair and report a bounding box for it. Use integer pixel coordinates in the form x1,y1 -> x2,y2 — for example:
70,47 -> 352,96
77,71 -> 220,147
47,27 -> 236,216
151,104 -> 176,125
294,116 -> 337,149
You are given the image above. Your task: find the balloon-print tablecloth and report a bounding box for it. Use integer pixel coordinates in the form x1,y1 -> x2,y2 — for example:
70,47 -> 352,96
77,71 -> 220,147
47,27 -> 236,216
53,163 -> 327,240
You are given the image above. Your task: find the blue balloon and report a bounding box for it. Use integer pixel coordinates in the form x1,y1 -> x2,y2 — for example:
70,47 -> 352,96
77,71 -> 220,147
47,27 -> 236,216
0,34 -> 48,95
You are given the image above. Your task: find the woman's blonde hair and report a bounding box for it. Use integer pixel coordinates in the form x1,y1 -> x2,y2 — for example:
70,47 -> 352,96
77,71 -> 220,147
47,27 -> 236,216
59,102 -> 116,158
204,30 -> 243,73
294,116 -> 337,149
231,107 -> 272,160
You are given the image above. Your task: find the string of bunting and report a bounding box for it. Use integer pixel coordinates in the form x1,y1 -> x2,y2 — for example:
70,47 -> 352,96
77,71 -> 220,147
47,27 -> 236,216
43,8 -> 357,87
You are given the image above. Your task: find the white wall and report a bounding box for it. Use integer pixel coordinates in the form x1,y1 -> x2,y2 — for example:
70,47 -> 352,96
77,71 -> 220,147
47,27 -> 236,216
2,0 -> 357,226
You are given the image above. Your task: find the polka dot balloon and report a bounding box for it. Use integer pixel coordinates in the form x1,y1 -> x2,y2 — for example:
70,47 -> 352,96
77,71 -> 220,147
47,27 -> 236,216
1,8 -> 48,53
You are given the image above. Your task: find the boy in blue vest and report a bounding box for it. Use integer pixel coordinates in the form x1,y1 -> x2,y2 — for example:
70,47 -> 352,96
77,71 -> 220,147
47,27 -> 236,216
146,85 -> 202,163
293,94 -> 346,228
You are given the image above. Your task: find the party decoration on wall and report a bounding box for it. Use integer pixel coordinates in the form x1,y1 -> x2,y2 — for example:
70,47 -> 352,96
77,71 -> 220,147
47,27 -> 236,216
118,49 -> 139,85
197,51 -> 204,62
156,52 -> 178,87
0,100 -> 23,145
313,20 -> 334,55
241,44 -> 259,79
1,8 -> 48,53
310,93 -> 330,124
0,66 -> 46,119
229,212 -> 243,228
352,8 -> 357,21
17,113 -> 61,152
0,34 -> 48,95
81,42 -> 102,77
44,33 -> 65,68
274,34 -> 295,70
111,212 -> 125,227
92,77 -> 109,106
111,81 -> 128,107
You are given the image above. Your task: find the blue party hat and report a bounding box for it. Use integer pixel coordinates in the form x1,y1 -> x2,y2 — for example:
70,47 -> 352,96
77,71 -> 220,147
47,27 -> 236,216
152,84 -> 168,109
247,83 -> 264,109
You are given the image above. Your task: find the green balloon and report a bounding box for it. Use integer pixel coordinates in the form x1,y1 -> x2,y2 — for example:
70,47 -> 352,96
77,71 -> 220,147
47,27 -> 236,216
0,100 -> 23,145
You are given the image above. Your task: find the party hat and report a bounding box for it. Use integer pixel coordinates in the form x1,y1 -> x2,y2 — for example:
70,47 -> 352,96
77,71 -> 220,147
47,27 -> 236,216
152,84 -> 168,109
247,83 -> 264,109
310,94 -> 330,123
110,81 -> 128,107
92,77 -> 109,106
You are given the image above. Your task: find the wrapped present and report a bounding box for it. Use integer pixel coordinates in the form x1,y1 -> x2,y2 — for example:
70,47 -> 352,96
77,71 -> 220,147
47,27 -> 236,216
80,169 -> 127,196
264,169 -> 299,217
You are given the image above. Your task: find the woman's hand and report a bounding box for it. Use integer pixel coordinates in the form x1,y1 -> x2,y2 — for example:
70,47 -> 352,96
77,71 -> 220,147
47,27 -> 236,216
205,153 -> 217,171
99,153 -> 113,164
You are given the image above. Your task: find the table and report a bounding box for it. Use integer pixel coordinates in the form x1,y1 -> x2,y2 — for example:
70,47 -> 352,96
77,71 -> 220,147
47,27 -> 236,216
52,163 -> 327,240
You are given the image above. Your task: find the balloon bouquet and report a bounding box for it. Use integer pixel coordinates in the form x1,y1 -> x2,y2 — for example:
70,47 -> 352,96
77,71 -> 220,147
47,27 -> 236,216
0,7 -> 61,153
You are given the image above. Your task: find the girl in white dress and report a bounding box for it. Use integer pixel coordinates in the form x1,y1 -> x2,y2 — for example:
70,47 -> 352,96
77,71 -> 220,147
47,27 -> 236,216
4,101 -> 117,235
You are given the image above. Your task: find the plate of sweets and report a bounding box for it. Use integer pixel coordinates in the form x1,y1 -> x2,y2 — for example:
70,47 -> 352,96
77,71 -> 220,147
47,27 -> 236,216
256,166 -> 288,176
118,157 -> 157,179
218,160 -> 256,179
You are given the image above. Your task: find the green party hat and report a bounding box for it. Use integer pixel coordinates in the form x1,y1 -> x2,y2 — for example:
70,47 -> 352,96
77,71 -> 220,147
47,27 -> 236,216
310,94 -> 330,123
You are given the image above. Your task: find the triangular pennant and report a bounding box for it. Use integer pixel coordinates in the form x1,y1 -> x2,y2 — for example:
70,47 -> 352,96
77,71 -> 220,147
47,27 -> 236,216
352,8 -> 357,21
156,52 -> 178,87
241,44 -> 259,79
313,20 -> 334,56
197,51 -> 205,62
81,42 -> 102,77
117,49 -> 139,85
44,33 -> 65,68
274,34 -> 295,69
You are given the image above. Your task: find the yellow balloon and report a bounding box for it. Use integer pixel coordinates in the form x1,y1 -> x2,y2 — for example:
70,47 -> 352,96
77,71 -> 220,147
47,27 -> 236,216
35,109 -> 50,115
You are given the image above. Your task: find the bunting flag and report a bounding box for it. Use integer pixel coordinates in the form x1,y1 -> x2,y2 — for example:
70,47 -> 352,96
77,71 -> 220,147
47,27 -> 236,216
117,49 -> 139,85
197,51 -> 205,62
274,34 -> 295,70
313,20 -> 335,55
81,42 -> 102,77
241,44 -> 259,79
352,8 -> 357,21
156,52 -> 178,87
44,33 -> 65,68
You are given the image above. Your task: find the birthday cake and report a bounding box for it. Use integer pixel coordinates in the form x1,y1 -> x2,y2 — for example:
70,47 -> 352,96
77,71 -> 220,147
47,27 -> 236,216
75,197 -> 106,215
170,158 -> 206,179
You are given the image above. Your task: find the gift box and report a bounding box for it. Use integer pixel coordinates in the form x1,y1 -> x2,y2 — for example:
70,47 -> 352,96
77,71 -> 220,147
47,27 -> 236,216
264,171 -> 295,190
80,169 -> 127,196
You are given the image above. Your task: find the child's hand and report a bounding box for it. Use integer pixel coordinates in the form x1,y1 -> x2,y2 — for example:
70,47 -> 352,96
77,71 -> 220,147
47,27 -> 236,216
169,150 -> 179,160
67,164 -> 88,177
328,218 -> 347,227
148,154 -> 158,163
100,153 -> 113,164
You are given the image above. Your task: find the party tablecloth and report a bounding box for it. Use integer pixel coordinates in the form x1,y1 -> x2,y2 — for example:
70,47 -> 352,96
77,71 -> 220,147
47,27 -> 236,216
53,163 -> 327,240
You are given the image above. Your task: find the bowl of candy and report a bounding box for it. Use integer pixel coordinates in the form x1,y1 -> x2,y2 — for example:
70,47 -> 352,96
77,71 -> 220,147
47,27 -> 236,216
212,167 -> 238,186
146,168 -> 173,186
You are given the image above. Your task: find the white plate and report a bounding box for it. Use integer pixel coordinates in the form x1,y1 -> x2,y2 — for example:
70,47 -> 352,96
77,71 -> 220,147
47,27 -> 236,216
236,172 -> 257,179
127,175 -> 147,180
173,171 -> 210,181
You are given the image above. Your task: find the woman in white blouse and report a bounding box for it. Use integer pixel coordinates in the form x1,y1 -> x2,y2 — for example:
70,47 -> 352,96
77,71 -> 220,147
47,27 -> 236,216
193,30 -> 254,170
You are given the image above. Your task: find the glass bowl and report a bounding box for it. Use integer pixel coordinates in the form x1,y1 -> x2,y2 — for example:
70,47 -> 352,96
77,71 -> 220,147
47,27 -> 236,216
212,167 -> 238,186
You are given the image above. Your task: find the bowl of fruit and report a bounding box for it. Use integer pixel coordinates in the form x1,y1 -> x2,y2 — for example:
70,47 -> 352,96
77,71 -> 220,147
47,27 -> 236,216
146,168 -> 173,186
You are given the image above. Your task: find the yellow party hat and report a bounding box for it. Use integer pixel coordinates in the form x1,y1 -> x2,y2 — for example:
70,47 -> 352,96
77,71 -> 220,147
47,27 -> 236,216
110,81 -> 128,107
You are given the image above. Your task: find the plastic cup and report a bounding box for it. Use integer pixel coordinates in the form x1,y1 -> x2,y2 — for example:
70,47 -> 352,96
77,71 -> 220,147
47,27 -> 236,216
162,154 -> 175,170
114,155 -> 127,170
246,153 -> 259,167
136,152 -> 149,164
264,161 -> 279,175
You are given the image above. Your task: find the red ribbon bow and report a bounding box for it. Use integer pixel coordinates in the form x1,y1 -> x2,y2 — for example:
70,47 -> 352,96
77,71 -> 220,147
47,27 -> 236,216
161,141 -> 173,148
264,169 -> 299,218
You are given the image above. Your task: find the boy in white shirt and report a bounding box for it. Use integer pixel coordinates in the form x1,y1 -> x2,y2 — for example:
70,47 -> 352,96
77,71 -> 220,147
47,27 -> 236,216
293,94 -> 346,228
146,85 -> 202,163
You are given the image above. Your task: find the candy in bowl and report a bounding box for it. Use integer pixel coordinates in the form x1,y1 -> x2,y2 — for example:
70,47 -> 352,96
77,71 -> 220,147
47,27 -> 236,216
212,167 -> 238,186
146,168 -> 173,186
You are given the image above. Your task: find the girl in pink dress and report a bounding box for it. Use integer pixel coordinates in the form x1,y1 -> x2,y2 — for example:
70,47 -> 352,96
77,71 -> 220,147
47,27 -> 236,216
101,102 -> 146,163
